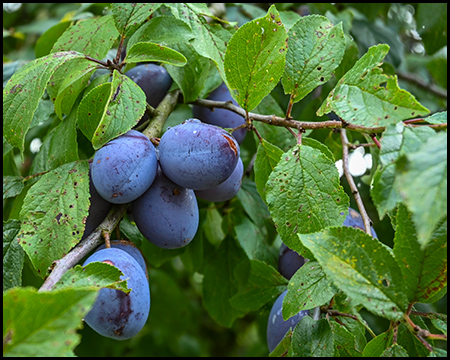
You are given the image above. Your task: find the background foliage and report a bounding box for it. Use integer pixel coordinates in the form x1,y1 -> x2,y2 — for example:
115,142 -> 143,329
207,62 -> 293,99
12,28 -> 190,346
3,3 -> 447,357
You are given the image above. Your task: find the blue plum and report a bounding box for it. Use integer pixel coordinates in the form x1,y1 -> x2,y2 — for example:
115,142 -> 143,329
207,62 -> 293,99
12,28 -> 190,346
158,119 -> 240,190
82,163 -> 113,240
277,243 -> 307,280
192,82 -> 247,144
83,248 -> 150,340
91,130 -> 158,204
194,157 -> 243,202
267,290 -> 310,353
95,240 -> 147,277
125,63 -> 172,124
343,207 -> 378,238
132,167 -> 199,249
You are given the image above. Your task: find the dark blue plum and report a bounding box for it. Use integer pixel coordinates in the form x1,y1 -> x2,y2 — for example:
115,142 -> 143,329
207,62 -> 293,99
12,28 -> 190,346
92,130 -> 158,204
267,290 -> 310,353
82,163 -> 113,240
192,82 -> 247,144
83,248 -> 150,340
95,240 -> 147,277
277,243 -> 307,280
125,63 -> 172,123
343,207 -> 378,238
132,167 -> 199,249
194,157 -> 243,202
158,119 -> 240,190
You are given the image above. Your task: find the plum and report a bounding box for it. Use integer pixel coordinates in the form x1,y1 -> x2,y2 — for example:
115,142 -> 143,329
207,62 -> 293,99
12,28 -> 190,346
158,119 -> 240,190
267,290 -> 309,353
132,167 -> 199,249
83,248 -> 150,340
192,82 -> 247,144
343,207 -> 378,238
91,130 -> 158,204
277,243 -> 307,280
194,157 -> 244,202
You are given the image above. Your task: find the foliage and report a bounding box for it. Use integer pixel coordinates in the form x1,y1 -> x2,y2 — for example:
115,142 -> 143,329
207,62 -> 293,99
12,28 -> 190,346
3,3 -> 447,357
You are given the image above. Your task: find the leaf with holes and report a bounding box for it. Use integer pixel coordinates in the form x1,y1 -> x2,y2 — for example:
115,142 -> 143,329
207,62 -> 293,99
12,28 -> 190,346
282,15 -> 345,103
317,44 -> 429,126
265,144 -> 349,260
51,15 -> 119,59
299,227 -> 408,320
17,161 -> 90,278
125,42 -> 187,66
111,3 -> 163,38
224,4 -> 288,111
3,51 -> 85,156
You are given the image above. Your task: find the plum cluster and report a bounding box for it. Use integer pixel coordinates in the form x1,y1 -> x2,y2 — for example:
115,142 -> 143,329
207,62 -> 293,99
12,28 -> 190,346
82,66 -> 245,340
267,208 -> 378,351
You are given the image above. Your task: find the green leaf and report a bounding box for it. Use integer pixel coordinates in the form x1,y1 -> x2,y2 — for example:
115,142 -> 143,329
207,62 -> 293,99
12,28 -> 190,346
283,261 -> 336,318
51,15 -> 119,59
265,144 -> 349,259
224,4 -> 288,111
289,316 -> 335,357
3,51 -> 85,156
393,205 -> 447,304
3,176 -> 24,200
329,319 -> 364,357
382,343 -> 409,357
127,15 -> 194,49
282,15 -> 345,103
317,44 -> 429,126
35,21 -> 71,58
394,131 -> 447,247
125,42 -> 187,66
18,161 -> 90,278
77,70 -> 146,149
229,259 -> 287,312
3,219 -> 24,291
53,262 -> 129,294
202,236 -> 247,327
165,43 -> 211,103
362,330 -> 393,357
3,287 -> 97,357
425,111 -> 447,125
299,227 -> 408,320
47,58 -> 97,119
254,138 -> 284,203
111,3 -> 163,38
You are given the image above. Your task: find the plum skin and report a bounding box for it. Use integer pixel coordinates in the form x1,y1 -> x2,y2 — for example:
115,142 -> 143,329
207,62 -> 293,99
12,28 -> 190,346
267,290 -> 310,353
192,82 -> 247,144
132,167 -> 199,249
91,130 -> 158,204
158,119 -> 240,190
83,248 -> 150,340
343,207 -> 378,238
277,243 -> 307,280
194,157 -> 244,202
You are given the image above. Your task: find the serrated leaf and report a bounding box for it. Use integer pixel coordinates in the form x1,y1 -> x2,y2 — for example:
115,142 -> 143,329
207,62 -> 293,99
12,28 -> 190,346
394,131 -> 447,247
283,261 -> 335,318
254,138 -> 284,203
111,3 -> 163,38
282,15 -> 345,103
299,227 -> 408,320
317,44 -> 429,126
18,161 -> 90,278
51,15 -> 119,59
125,41 -> 187,66
3,176 -> 24,200
3,219 -> 24,291
229,259 -> 287,312
393,205 -> 447,303
289,316 -> 335,357
3,51 -> 85,156
3,287 -> 97,357
77,70 -> 146,149
224,4 -> 288,111
265,144 -> 349,259
53,262 -> 129,294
